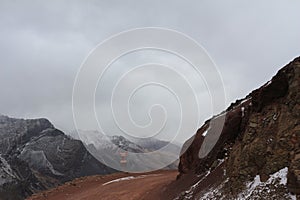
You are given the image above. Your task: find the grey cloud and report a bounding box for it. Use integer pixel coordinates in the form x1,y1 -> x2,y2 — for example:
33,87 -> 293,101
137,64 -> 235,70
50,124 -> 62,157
0,0 -> 299,143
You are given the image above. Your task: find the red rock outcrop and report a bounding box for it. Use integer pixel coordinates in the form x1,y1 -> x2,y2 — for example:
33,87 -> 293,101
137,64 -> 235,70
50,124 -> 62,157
173,57 -> 300,199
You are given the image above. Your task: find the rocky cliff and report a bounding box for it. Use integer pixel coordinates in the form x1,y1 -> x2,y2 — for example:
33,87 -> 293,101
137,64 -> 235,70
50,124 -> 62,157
0,116 -> 114,200
165,57 -> 300,199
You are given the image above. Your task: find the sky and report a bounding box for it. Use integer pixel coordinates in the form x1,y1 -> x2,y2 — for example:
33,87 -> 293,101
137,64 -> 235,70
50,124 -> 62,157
1,0 -> 300,143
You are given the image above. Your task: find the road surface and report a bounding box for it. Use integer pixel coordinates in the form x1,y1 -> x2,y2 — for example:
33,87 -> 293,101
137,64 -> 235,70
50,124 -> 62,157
27,170 -> 178,200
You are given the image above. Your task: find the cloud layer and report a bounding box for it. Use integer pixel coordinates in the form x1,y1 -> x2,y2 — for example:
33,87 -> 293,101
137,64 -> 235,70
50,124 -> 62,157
1,0 -> 299,143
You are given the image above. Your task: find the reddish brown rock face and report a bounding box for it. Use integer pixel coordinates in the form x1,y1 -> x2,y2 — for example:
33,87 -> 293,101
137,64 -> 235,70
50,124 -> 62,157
174,57 -> 300,198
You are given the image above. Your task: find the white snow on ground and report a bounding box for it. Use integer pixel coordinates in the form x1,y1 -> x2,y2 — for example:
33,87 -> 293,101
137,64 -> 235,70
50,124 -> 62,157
264,80 -> 272,87
230,97 -> 252,112
290,194 -> 297,200
241,107 -> 245,117
102,176 -> 136,186
240,98 -> 251,105
19,149 -> 64,176
175,167 -> 216,199
198,180 -> 228,200
196,167 -> 297,200
0,154 -> 16,185
238,167 -> 297,200
202,130 -> 208,137
0,154 -> 15,178
202,127 -> 212,137
239,174 -> 261,199
102,174 -> 162,186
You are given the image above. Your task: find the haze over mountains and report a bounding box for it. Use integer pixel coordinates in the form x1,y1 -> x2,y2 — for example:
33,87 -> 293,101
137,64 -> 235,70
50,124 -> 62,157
24,57 -> 300,200
0,115 -> 180,199
0,115 -> 116,200
1,1 -> 300,199
70,130 -> 180,172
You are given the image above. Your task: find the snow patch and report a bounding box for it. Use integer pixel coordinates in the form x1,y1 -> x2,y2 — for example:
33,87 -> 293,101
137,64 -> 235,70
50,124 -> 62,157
265,80 -> 272,87
176,170 -> 212,199
196,167 -> 296,200
102,174 -> 161,186
241,175 -> 261,199
240,98 -> 251,105
202,127 -> 212,137
198,178 -> 229,200
238,167 -> 296,199
202,130 -> 208,137
241,107 -> 245,117
19,149 -> 64,176
102,176 -> 136,186
0,154 -> 15,178
0,154 -> 15,185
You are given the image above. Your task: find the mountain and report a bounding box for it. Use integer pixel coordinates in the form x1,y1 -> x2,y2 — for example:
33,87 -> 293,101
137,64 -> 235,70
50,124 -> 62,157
70,130 -> 180,172
131,137 -> 181,153
162,57 -> 300,199
25,57 -> 300,200
70,130 -> 145,153
0,116 -> 114,200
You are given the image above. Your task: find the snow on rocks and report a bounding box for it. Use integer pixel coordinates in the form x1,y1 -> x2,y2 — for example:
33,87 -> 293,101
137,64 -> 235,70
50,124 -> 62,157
0,154 -> 15,185
202,129 -> 209,137
264,80 -> 272,87
174,171 -> 211,200
0,154 -> 15,178
198,180 -> 227,200
240,97 -> 252,105
194,167 -> 296,200
238,167 -> 296,200
19,149 -> 64,176
241,107 -> 245,117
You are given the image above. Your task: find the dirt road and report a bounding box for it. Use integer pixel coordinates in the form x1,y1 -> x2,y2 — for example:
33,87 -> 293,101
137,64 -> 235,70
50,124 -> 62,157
27,170 -> 178,200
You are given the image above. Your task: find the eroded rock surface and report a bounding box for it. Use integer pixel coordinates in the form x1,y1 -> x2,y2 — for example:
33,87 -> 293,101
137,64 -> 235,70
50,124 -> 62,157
170,57 -> 300,199
0,116 -> 114,200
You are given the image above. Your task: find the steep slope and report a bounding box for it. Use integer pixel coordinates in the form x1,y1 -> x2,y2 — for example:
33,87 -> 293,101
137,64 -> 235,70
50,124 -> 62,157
164,57 -> 300,199
24,57 -> 299,200
0,116 -> 114,200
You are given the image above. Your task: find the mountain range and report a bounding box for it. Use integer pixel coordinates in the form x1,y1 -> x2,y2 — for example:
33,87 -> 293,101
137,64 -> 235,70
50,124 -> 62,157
70,130 -> 180,172
1,57 -> 299,200
0,116 -> 115,200
0,116 -> 180,200
26,57 -> 300,200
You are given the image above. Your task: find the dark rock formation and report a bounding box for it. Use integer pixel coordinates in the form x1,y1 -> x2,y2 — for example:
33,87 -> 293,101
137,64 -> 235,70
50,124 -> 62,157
0,116 -> 114,200
167,57 -> 300,199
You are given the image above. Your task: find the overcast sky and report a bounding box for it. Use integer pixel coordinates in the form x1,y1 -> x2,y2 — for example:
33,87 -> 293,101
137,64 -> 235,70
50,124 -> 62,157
1,0 -> 300,143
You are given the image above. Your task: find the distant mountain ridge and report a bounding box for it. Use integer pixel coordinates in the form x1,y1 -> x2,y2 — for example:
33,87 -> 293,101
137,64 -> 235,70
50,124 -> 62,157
71,130 -> 181,172
0,115 -> 114,200
22,57 -> 300,200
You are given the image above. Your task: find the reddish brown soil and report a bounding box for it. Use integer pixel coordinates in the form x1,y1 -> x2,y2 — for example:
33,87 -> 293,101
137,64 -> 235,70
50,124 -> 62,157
27,170 -> 178,200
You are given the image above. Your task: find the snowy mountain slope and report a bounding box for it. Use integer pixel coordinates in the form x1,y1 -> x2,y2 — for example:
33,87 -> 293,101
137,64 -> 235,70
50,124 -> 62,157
71,130 -> 180,171
0,115 -> 114,200
0,154 -> 15,185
